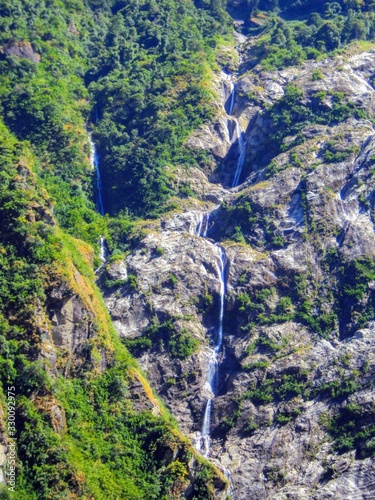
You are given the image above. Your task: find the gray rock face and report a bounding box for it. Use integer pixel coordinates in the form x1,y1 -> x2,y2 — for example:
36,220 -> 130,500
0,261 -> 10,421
185,72 -> 234,161
1,41 -> 41,62
45,279 -> 102,375
48,294 -> 91,350
105,49 -> 375,499
105,212 -> 228,432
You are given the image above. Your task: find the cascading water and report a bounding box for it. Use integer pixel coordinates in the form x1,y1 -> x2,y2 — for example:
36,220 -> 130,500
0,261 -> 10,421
95,236 -> 107,275
197,239 -> 226,456
202,213 -> 210,238
216,247 -> 226,350
89,134 -> 108,271
227,81 -> 235,116
231,122 -> 246,188
99,236 -> 107,262
89,135 -> 105,216
200,399 -> 213,454
196,213 -> 210,238
222,72 -> 247,188
196,214 -> 204,237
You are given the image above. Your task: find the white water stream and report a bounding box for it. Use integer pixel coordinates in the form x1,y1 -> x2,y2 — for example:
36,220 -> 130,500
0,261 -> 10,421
222,72 -> 247,188
196,215 -> 204,238
94,236 -> 108,275
196,212 -> 210,238
89,135 -> 105,216
196,74 -> 247,455
89,134 -> 108,271
228,81 -> 235,116
192,72 -> 245,491
195,214 -> 227,457
231,121 -> 247,188
201,246 -> 226,454
88,57 -> 244,492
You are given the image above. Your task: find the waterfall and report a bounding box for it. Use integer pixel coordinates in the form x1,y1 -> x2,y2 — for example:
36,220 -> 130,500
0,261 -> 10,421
94,237 -> 107,275
89,135 -> 105,216
197,242 -> 226,456
99,236 -> 107,262
215,246 -> 226,351
196,214 -> 204,237
223,466 -> 235,498
203,213 -> 210,237
196,213 -> 210,238
200,399 -> 213,455
231,123 -> 246,188
194,207 -> 225,455
227,81 -> 235,115
222,73 -> 247,188
89,133 -> 108,272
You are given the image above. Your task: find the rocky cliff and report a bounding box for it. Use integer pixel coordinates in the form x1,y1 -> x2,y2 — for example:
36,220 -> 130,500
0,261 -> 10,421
103,43 -> 375,499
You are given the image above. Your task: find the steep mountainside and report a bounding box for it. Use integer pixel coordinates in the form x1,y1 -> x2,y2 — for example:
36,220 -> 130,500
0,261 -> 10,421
0,122 -> 228,498
0,0 -> 231,498
103,34 -> 375,500
2,0 -> 375,499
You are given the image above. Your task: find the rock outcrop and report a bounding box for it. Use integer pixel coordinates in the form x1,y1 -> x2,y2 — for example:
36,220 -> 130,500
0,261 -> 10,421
104,47 -> 375,499
1,41 -> 41,62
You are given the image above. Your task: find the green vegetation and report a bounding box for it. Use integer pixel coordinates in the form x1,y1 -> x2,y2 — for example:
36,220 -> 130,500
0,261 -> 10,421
0,0 -> 232,254
0,0 -> 105,248
265,85 -> 367,156
124,316 -> 200,361
216,198 -> 287,250
337,257 -> 375,336
168,273 -> 178,288
322,403 -> 375,458
2,0 -> 375,494
231,242 -> 375,338
242,363 -> 369,410
311,69 -> 323,80
245,1 -> 375,71
242,360 -> 270,371
314,374 -> 360,399
275,413 -> 293,425
235,256 -> 375,339
0,116 -> 222,498
0,0 -> 233,492
236,287 -> 295,332
121,336 -> 153,354
244,370 -> 310,405
217,406 -> 242,433
200,291 -> 214,313
89,0 -> 231,216
16,372 -> 192,499
0,124 -> 158,496
293,256 -> 375,339
323,141 -> 360,163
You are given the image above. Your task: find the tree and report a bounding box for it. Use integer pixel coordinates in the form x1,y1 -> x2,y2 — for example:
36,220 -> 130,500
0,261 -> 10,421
316,21 -> 342,50
308,12 -> 324,27
324,1 -> 342,18
344,0 -> 363,11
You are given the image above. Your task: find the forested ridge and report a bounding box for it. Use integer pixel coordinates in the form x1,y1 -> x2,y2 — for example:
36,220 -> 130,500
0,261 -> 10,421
0,0 -> 230,498
243,0 -> 375,70
1,0 -> 375,498
0,0 -> 231,243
